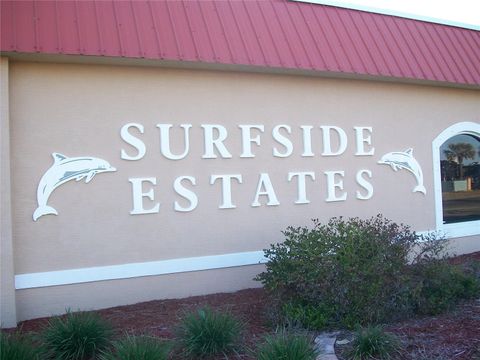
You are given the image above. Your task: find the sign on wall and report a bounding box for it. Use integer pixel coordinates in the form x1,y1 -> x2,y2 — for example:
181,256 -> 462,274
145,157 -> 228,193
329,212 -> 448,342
33,123 -> 425,221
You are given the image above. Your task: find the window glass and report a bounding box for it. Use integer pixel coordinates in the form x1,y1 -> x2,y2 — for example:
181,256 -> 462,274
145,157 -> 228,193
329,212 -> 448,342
440,134 -> 480,224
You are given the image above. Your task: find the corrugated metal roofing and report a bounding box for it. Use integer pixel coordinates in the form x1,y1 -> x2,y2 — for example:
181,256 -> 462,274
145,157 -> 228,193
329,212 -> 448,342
1,0 -> 479,86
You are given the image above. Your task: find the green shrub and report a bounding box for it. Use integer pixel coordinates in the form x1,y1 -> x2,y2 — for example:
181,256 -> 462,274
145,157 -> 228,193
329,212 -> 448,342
256,215 -> 479,328
281,302 -> 333,330
0,331 -> 42,360
410,260 -> 480,315
256,331 -> 317,360
100,335 -> 171,360
175,307 -> 243,358
42,310 -> 113,360
347,326 -> 401,360
256,215 -> 422,328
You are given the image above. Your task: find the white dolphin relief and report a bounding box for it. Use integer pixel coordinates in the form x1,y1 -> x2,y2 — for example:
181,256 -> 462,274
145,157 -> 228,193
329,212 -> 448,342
378,148 -> 426,195
33,153 -> 117,221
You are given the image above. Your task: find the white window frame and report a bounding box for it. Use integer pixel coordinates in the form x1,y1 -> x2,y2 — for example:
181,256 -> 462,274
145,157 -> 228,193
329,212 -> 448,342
432,121 -> 480,238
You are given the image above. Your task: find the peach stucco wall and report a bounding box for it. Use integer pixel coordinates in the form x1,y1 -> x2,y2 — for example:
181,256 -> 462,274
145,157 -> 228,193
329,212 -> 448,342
4,60 -> 480,322
1,57 -> 17,328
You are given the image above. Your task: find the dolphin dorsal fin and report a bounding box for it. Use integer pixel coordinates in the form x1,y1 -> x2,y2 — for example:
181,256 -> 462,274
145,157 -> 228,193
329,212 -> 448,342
404,148 -> 413,156
52,153 -> 67,163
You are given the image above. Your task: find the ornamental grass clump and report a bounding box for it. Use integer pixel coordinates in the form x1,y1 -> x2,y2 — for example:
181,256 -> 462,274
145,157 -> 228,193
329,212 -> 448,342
347,326 -> 401,360
0,331 -> 42,360
256,331 -> 317,360
100,335 -> 171,360
42,310 -> 113,360
175,307 -> 243,358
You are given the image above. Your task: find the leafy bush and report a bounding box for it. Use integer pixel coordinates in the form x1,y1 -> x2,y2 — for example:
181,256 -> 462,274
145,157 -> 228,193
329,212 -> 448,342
347,326 -> 401,360
42,310 -> 113,360
256,215 -> 480,328
256,215 -> 422,328
100,335 -> 171,360
256,330 -> 317,360
175,307 -> 243,358
281,302 -> 333,330
410,259 -> 480,315
0,331 -> 42,360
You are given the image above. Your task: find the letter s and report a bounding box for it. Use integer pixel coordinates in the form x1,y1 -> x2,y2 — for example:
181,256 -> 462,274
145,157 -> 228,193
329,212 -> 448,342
121,123 -> 146,161
356,169 -> 373,200
174,176 -> 198,212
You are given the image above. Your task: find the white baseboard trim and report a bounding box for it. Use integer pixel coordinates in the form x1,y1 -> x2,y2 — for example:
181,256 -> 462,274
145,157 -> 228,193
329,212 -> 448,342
15,251 -> 267,290
15,227 -> 474,290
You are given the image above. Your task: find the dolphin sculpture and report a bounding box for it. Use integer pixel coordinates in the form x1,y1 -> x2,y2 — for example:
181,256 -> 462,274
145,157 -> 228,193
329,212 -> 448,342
33,153 -> 117,221
378,148 -> 426,195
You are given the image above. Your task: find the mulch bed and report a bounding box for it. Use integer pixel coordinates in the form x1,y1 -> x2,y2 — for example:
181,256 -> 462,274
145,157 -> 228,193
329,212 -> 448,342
388,300 -> 480,359
12,252 -> 480,359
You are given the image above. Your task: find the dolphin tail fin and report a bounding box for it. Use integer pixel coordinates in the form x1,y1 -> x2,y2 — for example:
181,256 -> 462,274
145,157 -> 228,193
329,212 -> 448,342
33,205 -> 58,221
413,185 -> 426,195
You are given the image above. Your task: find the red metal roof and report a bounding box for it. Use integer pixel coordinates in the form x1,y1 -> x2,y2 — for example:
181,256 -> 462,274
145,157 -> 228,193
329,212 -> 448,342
2,0 -> 479,86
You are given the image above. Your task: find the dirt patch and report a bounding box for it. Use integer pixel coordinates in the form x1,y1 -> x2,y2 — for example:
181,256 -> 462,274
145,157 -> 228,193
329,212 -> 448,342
12,252 -> 480,359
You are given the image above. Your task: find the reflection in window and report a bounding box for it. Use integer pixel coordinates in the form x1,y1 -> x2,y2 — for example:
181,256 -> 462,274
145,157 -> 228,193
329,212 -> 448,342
440,134 -> 480,224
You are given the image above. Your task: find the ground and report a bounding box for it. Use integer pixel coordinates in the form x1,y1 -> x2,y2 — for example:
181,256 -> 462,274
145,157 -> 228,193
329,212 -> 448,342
12,252 -> 480,359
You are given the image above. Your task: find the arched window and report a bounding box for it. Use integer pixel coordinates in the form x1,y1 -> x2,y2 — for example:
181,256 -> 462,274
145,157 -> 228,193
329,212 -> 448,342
432,122 -> 480,237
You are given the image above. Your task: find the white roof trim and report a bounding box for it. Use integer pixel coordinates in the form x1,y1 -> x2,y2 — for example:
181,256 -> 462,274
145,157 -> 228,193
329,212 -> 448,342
292,0 -> 480,31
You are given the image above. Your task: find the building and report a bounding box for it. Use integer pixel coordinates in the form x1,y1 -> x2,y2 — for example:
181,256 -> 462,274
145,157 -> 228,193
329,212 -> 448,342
1,0 -> 479,328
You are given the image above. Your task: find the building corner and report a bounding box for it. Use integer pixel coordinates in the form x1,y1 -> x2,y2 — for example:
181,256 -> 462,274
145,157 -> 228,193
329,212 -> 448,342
1,56 -> 18,328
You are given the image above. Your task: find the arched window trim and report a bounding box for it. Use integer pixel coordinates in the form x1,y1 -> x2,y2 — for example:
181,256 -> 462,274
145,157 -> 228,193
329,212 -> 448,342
432,121 -> 480,238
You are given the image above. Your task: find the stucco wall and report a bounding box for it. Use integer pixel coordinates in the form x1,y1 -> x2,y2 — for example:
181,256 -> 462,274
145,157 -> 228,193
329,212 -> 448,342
6,61 -> 480,321
0,57 -> 17,328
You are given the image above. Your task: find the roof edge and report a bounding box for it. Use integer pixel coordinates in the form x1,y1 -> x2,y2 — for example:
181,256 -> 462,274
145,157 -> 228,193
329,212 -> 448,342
2,52 -> 479,91
292,0 -> 480,31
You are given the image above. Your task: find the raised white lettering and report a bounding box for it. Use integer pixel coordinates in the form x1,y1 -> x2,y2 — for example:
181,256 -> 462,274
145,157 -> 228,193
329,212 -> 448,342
252,173 -> 280,207
354,127 -> 375,156
288,171 -> 315,204
356,169 -> 373,200
239,125 -> 264,158
321,126 -> 347,156
210,174 -> 243,209
325,171 -> 347,202
129,177 -> 160,214
272,125 -> 293,157
174,176 -> 198,212
121,123 -> 146,161
301,125 -> 314,157
157,124 -> 192,160
201,125 -> 232,159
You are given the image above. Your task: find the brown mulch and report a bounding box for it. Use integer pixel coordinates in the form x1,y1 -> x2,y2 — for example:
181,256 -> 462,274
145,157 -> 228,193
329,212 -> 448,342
388,300 -> 480,360
449,250 -> 480,265
15,288 -> 271,359
11,252 -> 480,359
